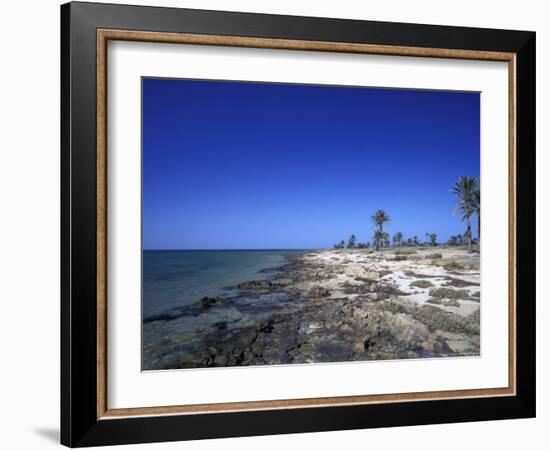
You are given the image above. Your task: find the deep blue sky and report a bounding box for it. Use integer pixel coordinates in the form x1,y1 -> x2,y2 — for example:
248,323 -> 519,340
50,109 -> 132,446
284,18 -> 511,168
143,78 -> 479,250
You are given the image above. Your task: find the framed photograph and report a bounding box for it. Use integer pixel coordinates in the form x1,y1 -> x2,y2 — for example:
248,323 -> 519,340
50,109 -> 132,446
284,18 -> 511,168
61,1 -> 535,447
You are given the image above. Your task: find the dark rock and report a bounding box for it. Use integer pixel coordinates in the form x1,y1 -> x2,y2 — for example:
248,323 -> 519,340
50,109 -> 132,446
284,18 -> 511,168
237,280 -> 275,290
214,321 -> 228,330
200,296 -> 223,309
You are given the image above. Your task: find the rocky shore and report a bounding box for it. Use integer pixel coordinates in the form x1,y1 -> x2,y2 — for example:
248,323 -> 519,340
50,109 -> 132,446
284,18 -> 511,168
143,247 -> 480,370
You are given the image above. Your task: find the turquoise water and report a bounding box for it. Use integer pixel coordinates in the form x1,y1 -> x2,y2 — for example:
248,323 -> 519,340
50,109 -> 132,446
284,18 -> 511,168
143,250 -> 304,318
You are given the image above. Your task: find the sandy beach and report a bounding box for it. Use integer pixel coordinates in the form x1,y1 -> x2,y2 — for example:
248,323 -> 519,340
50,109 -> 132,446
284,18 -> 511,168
143,246 -> 480,370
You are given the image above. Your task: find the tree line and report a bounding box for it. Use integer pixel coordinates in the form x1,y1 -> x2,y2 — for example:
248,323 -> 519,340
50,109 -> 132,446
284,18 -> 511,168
333,176 -> 480,251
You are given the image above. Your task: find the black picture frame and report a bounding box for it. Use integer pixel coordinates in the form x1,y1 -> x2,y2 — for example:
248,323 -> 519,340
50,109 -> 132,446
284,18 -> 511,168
61,1 -> 535,447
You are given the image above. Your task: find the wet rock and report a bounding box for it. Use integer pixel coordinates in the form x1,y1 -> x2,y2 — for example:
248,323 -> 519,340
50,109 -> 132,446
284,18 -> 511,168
237,280 -> 277,290
200,296 -> 223,309
143,296 -> 228,323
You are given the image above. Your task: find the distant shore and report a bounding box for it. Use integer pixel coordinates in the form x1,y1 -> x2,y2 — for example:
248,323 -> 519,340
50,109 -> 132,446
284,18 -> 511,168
142,246 -> 480,370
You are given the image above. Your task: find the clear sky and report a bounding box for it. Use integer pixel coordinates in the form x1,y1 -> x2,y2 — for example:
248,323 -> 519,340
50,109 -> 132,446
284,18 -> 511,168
143,78 -> 479,250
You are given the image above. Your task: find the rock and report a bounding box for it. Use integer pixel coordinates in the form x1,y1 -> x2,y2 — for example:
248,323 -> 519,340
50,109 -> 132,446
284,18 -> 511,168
143,295 -> 228,323
144,247 -> 480,369
375,283 -> 409,299
426,297 -> 443,305
353,309 -> 369,320
213,354 -> 228,365
199,296 -> 228,309
214,321 -> 228,330
413,305 -> 480,335
307,286 -> 331,298
353,341 -> 365,353
421,340 -> 434,351
237,280 -> 275,290
338,323 -> 354,335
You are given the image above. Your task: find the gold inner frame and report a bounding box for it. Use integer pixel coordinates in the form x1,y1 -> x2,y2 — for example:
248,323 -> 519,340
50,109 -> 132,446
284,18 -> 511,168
96,29 -> 517,420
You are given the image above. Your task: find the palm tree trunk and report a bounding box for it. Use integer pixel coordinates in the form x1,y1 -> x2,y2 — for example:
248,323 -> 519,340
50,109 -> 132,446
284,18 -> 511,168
467,220 -> 472,251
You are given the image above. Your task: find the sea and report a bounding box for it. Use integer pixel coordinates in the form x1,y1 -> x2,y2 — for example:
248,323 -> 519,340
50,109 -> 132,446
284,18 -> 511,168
143,249 -> 305,320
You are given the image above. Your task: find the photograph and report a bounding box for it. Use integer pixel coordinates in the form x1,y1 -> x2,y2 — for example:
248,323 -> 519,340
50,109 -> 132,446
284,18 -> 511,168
55,1 -> 537,446
142,78 -> 481,370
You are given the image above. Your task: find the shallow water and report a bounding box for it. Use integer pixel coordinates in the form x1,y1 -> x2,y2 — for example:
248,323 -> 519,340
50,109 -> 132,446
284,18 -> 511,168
143,250 -> 304,318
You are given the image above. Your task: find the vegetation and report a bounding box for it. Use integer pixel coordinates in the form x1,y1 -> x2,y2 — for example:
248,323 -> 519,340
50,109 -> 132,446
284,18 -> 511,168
410,280 -> 433,288
447,234 -> 465,246
472,188 -> 480,250
451,176 -> 480,252
371,209 -> 390,250
333,240 -> 346,249
395,248 -> 417,255
427,253 -> 443,260
332,174 -> 480,253
334,236 -> 369,249
392,232 -> 403,247
372,230 -> 387,251
429,287 -> 471,300
442,260 -> 467,271
413,305 -> 480,335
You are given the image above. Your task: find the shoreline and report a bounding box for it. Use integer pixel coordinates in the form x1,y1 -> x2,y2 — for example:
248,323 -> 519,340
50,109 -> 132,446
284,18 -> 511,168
143,246 -> 480,370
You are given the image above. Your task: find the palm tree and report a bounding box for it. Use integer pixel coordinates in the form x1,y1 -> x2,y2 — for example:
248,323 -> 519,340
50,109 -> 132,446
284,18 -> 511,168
373,230 -> 384,251
372,209 -> 390,233
393,231 -> 403,247
472,188 -> 480,250
429,233 -> 437,246
347,234 -> 357,249
451,176 -> 479,251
